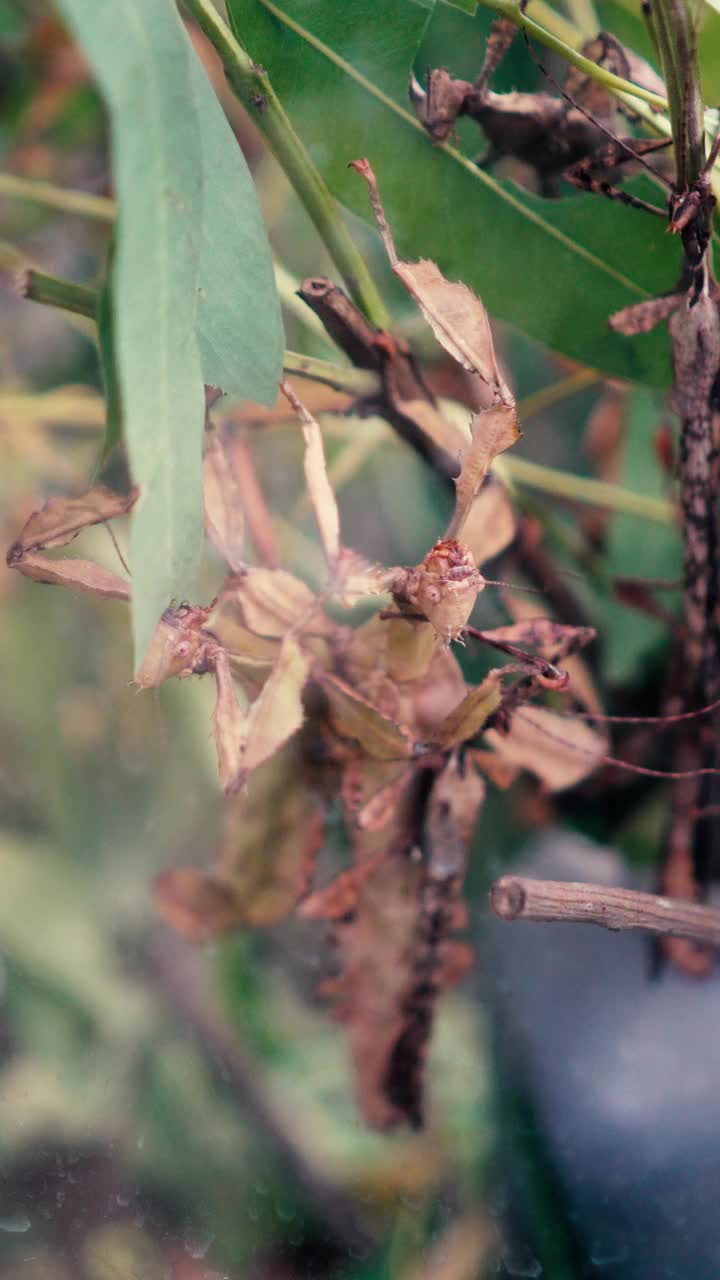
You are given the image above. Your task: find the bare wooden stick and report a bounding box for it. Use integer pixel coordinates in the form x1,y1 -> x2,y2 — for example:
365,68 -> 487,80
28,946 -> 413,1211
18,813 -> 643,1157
490,875 -> 720,947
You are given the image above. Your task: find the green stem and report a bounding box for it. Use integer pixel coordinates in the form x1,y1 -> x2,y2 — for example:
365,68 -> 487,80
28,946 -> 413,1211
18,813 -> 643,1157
0,172 -> 115,221
19,269 -> 98,319
652,0 -> 704,185
495,454 -> 675,524
283,350 -> 379,394
180,0 -> 390,329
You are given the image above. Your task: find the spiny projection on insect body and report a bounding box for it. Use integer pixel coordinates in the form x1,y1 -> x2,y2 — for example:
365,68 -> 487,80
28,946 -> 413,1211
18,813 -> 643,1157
410,16 -> 669,209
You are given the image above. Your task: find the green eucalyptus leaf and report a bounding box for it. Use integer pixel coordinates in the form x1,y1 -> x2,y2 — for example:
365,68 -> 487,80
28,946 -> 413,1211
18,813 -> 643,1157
56,0 -> 282,667
227,0 -> 675,385
604,387 -> 680,682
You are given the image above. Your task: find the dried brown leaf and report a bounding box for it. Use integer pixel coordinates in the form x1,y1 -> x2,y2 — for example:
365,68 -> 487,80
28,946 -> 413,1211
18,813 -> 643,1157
431,674 -> 502,748
486,706 -> 606,791
281,379 -> 341,567
358,764 -> 415,830
152,869 -> 240,942
609,293 -> 681,335
350,159 -> 510,397
214,742 -> 324,925
11,552 -> 130,600
300,851 -> 386,920
211,648 -> 247,793
449,404 -> 520,538
321,672 -> 412,760
7,485 -> 137,557
203,432 -> 245,571
229,567 -> 318,637
241,634 -> 310,775
482,618 -> 595,662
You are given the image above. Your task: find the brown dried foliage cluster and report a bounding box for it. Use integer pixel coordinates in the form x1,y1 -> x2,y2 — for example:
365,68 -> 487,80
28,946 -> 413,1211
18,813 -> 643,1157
6,164 -> 606,1129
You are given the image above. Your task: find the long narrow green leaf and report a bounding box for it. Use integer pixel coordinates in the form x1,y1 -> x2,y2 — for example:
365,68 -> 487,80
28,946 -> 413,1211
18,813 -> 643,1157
56,0 -> 282,666
227,0 -> 675,386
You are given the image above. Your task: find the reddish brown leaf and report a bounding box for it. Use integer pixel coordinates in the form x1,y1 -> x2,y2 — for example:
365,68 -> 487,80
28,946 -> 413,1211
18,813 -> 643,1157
7,485 -> 137,557
300,852 -> 386,920
486,706 -> 606,791
11,552 -> 130,600
350,159 -> 511,398
153,868 -> 240,942
481,618 -> 595,662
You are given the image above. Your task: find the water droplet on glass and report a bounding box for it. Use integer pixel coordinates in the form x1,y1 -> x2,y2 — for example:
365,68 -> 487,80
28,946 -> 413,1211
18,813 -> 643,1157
590,1241 -> 629,1267
186,1228 -> 214,1260
501,1244 -> 542,1278
0,1214 -> 31,1234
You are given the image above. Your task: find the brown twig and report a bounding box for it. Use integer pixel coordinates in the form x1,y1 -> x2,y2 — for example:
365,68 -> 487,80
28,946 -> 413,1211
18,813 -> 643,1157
490,874 -> 720,949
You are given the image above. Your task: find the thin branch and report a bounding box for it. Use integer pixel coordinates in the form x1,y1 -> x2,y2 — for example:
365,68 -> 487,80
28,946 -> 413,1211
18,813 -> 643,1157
496,453 -> 675,524
180,0 -> 390,329
17,268 -> 98,319
490,874 -> 720,946
0,172 -> 116,221
283,349 -> 379,395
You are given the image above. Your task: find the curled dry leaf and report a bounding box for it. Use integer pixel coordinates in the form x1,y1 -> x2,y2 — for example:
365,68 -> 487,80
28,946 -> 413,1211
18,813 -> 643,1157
239,634 -> 310,777
300,850 -> 386,920
11,553 -> 130,600
281,378 -> 341,568
227,567 -> 319,637
481,618 -> 596,662
211,647 -> 247,793
350,158 -> 511,400
6,485 -> 137,557
486,706 -> 606,791
152,869 -> 239,943
203,431 -> 245,572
